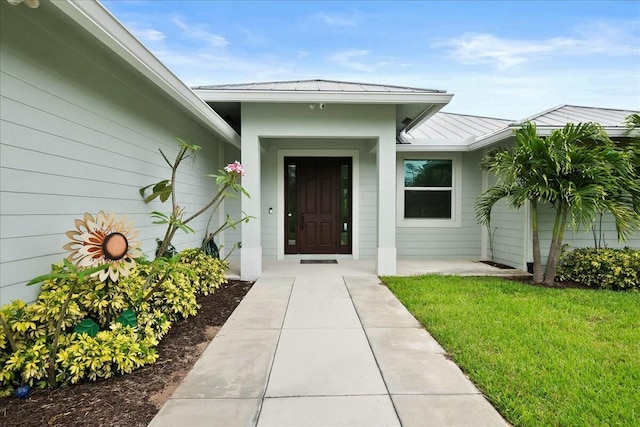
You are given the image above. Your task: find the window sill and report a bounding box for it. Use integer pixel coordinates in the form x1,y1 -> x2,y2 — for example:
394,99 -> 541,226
397,218 -> 462,228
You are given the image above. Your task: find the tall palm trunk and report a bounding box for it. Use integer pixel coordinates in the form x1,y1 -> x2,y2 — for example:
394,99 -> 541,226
544,204 -> 568,285
530,200 -> 543,283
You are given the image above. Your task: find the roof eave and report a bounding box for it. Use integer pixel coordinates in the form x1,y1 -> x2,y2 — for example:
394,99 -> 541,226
49,1 -> 241,148
193,89 -> 454,105
469,125 -> 634,151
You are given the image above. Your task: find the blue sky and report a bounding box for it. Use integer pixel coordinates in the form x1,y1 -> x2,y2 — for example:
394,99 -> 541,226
102,1 -> 640,119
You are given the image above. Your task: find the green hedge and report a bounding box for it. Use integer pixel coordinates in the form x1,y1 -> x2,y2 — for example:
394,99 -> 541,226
557,247 -> 640,291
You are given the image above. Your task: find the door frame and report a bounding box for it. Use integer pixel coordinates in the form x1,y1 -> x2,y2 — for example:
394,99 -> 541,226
277,148 -> 360,260
284,156 -> 352,255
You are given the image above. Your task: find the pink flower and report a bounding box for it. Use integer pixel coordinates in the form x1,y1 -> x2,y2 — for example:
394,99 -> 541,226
224,161 -> 245,176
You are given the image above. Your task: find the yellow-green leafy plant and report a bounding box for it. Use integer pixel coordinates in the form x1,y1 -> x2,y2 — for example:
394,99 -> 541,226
557,247 -> 640,290
178,248 -> 228,295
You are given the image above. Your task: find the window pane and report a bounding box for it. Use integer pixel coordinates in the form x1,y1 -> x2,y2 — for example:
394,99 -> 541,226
287,164 -> 297,245
404,160 -> 452,187
340,163 -> 349,246
404,190 -> 452,219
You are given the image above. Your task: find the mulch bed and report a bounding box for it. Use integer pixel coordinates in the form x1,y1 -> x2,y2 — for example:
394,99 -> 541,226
505,275 -> 593,290
0,280 -> 253,427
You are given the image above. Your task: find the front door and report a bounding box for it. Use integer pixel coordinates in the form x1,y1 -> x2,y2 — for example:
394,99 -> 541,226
285,157 -> 352,254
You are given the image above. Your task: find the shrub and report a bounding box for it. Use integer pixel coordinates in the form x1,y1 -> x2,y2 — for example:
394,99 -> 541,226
179,249 -> 228,295
557,247 -> 640,290
0,247 -> 228,396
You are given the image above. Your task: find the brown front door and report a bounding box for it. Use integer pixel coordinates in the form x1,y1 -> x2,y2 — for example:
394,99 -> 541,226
285,157 -> 352,254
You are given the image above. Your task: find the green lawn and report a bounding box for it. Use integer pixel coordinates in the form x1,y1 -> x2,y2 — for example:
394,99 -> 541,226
382,275 -> 640,427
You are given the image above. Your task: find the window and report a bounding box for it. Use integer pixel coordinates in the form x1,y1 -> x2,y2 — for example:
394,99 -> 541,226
397,155 -> 461,227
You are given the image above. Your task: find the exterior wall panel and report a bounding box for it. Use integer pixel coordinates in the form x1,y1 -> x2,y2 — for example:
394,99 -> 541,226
396,151 -> 483,259
0,5 -> 226,304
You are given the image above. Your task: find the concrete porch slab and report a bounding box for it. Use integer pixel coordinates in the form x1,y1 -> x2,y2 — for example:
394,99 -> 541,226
258,396 -> 400,427
366,327 -> 477,394
283,297 -> 361,329
392,395 -> 509,427
290,276 -> 350,299
352,297 -> 421,328
221,297 -> 289,330
148,398 -> 261,427
172,329 -> 279,399
265,328 -> 388,397
242,277 -> 294,299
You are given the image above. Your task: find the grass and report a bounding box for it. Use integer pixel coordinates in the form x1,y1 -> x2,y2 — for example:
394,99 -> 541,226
382,275 -> 640,427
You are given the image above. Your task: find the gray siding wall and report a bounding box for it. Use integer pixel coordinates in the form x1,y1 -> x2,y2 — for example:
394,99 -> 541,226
1,4 -> 226,304
487,198 -> 527,269
537,204 -> 640,266
396,150 -> 484,259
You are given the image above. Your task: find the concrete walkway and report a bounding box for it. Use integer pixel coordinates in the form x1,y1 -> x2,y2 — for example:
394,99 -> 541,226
149,275 -> 508,427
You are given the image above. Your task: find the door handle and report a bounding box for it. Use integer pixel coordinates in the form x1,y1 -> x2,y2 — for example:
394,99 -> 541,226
301,213 -> 305,230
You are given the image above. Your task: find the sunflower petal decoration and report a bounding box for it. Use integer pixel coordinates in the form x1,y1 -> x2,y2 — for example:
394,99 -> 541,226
6,0 -> 40,8
63,211 -> 141,282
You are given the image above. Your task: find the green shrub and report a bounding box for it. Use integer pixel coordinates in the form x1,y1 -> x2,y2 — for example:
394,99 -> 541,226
557,247 -> 640,290
179,248 -> 228,295
0,247 -> 228,396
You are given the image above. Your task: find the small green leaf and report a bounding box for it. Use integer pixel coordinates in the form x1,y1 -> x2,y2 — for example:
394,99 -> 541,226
116,309 -> 137,328
26,273 -> 69,286
74,318 -> 99,337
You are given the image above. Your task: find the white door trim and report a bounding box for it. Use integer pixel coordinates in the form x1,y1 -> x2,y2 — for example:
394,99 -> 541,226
277,148 -> 360,260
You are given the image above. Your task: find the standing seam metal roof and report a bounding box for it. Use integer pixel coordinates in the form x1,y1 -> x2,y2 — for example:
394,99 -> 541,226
405,112 -> 514,140
517,105 -> 637,127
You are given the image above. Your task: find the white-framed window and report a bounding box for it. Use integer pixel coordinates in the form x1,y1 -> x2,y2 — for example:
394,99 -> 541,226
397,154 -> 462,227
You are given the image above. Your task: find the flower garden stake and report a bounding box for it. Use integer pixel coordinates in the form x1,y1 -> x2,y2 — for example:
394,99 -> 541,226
63,211 -> 141,282
27,212 -> 142,387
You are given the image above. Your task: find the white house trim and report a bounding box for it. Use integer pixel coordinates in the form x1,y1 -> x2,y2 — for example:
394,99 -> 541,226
194,90 -> 452,106
48,0 -> 241,147
276,148 -> 360,261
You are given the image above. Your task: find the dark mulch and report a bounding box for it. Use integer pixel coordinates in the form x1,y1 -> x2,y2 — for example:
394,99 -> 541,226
505,275 -> 593,290
0,280 -> 253,427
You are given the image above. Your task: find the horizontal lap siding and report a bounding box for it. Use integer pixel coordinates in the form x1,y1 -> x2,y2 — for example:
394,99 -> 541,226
396,151 -> 483,259
489,200 -> 526,269
537,204 -> 640,267
0,5 -> 225,304
358,151 -> 377,259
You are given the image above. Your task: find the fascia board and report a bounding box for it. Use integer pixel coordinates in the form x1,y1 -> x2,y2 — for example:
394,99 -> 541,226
396,143 -> 469,152
468,128 -> 514,151
468,125 -> 632,151
193,89 -> 454,105
49,1 -> 240,148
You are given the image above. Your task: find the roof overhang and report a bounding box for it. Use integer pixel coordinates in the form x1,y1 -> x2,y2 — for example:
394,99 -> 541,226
469,125 -> 635,151
194,88 -> 453,132
48,1 -> 241,148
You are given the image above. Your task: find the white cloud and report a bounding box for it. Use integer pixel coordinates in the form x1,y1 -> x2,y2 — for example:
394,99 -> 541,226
132,28 -> 166,42
172,17 -> 228,48
297,51 -> 311,59
436,23 -> 640,69
329,49 -> 394,72
316,12 -> 358,29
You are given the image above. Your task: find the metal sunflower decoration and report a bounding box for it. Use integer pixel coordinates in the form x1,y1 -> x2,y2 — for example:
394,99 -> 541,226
63,211 -> 142,282
6,0 -> 40,8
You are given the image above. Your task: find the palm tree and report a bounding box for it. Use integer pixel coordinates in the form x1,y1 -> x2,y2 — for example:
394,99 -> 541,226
476,121 -> 640,285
